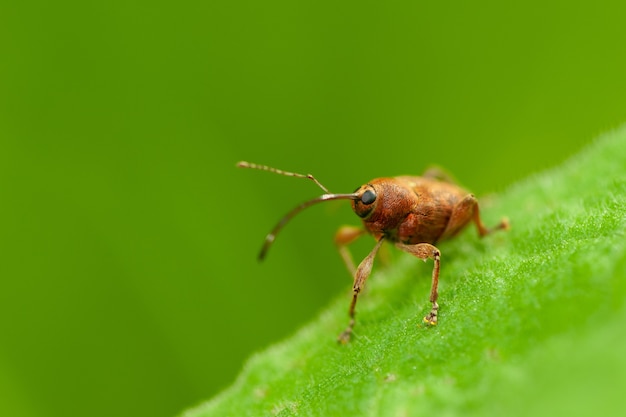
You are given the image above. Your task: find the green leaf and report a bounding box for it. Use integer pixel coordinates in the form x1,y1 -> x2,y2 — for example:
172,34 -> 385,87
183,127 -> 626,417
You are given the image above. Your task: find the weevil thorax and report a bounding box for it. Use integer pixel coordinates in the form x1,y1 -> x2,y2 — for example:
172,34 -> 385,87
351,178 -> 416,239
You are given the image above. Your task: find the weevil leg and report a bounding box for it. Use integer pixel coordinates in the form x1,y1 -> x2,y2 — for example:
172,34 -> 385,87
440,194 -> 509,240
337,236 -> 385,344
334,225 -> 367,277
395,242 -> 441,326
422,166 -> 459,184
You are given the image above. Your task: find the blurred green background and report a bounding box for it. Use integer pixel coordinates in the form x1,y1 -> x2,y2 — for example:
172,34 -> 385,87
1,1 -> 625,417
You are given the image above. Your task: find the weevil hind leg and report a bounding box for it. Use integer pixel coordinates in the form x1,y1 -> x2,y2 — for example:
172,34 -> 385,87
395,242 -> 441,326
441,194 -> 509,240
337,236 -> 385,344
422,166 -> 459,184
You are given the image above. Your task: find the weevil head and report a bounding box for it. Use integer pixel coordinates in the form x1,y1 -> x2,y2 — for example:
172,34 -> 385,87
351,184 -> 378,219
350,178 -> 416,236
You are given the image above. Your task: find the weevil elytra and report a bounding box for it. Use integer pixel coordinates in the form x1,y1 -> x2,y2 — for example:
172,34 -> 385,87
238,162 -> 509,343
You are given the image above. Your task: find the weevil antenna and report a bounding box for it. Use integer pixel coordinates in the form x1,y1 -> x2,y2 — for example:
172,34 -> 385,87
259,193 -> 359,260
237,161 -> 331,193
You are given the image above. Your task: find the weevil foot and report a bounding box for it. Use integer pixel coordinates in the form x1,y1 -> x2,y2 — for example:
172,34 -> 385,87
337,329 -> 352,344
337,319 -> 355,344
423,302 -> 439,326
423,315 -> 437,326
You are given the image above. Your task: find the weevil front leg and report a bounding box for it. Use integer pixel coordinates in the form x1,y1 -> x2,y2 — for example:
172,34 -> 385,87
395,242 -> 441,325
337,236 -> 385,344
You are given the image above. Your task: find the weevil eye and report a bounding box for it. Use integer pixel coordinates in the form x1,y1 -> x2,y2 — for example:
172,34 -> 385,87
361,189 -> 376,205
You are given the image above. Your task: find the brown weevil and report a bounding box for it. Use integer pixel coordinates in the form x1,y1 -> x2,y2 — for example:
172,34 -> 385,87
238,161 -> 509,343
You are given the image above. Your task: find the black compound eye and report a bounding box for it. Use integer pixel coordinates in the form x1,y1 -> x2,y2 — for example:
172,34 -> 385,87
360,189 -> 376,205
